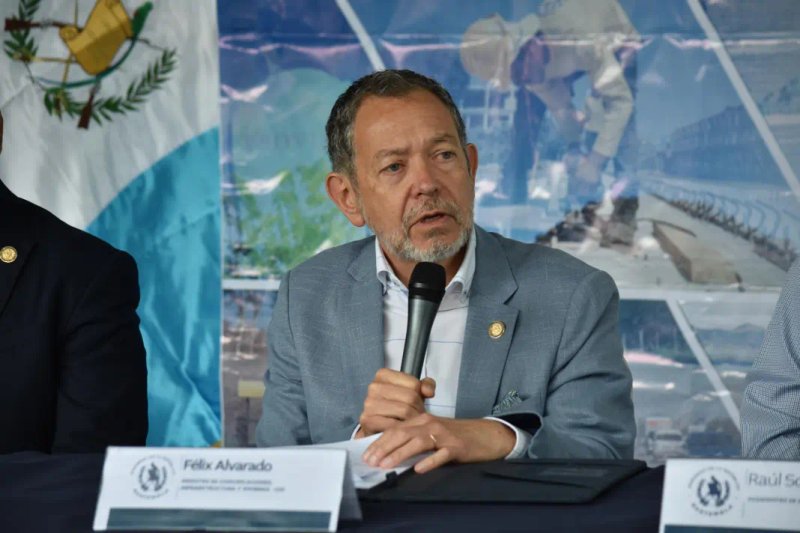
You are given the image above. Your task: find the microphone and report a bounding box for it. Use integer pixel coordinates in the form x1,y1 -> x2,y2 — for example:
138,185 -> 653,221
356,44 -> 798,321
400,262 -> 446,378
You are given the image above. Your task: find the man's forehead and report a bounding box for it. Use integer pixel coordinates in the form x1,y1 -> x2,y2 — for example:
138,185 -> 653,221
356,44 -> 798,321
352,92 -> 459,148
370,133 -> 459,159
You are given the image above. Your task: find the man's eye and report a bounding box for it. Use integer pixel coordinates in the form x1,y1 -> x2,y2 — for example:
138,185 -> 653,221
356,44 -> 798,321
384,163 -> 402,173
439,151 -> 456,160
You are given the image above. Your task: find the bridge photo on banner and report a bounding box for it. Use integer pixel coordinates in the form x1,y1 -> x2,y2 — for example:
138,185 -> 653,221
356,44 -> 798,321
218,0 -> 800,464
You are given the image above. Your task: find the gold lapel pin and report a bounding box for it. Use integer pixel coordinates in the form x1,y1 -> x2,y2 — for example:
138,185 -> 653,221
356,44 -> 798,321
488,321 -> 506,339
0,246 -> 17,264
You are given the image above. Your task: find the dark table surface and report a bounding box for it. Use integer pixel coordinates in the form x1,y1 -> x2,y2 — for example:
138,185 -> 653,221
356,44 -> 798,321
0,452 -> 664,532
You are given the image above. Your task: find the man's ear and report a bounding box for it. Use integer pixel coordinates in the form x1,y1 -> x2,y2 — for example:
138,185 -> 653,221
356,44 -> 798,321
466,143 -> 479,181
326,172 -> 366,227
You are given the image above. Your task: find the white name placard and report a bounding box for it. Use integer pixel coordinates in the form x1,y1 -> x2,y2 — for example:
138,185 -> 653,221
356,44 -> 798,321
660,458 -> 800,532
93,447 -> 361,531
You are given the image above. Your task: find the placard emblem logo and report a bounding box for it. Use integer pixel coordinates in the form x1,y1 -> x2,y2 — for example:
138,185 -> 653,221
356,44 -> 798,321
688,466 -> 739,516
132,456 -> 174,499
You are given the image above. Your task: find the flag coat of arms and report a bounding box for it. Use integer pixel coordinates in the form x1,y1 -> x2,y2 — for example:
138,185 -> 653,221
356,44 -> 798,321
0,0 -> 222,446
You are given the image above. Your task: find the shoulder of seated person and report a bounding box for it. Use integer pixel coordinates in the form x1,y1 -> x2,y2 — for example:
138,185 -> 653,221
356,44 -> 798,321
288,234 -> 374,281
489,232 -> 599,278
14,197 -> 131,273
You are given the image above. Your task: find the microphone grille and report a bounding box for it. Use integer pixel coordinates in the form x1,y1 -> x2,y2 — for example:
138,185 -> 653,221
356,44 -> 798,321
408,262 -> 446,302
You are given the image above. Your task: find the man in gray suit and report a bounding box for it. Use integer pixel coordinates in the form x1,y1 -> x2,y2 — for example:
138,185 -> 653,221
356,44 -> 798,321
741,261 -> 800,459
257,69 -> 634,472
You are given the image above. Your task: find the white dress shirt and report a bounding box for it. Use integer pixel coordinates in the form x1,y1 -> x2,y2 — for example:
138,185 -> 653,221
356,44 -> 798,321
359,229 -> 531,459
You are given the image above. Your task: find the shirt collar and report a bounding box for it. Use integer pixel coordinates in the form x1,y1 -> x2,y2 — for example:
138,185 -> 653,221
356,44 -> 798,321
375,227 -> 476,296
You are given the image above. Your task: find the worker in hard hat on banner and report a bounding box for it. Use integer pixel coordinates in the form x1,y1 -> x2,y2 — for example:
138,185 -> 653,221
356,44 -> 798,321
460,0 -> 640,246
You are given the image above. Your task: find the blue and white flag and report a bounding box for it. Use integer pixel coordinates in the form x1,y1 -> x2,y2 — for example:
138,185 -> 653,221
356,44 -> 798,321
0,0 -> 221,446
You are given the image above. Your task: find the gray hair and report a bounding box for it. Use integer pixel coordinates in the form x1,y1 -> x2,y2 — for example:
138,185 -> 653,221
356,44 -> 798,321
325,69 -> 468,185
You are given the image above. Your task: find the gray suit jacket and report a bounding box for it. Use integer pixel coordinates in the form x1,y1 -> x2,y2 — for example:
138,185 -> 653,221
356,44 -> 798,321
741,261 -> 800,459
257,226 -> 635,458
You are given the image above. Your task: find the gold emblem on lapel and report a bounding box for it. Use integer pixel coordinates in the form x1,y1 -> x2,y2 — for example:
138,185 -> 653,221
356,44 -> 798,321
0,246 -> 17,264
488,321 -> 506,339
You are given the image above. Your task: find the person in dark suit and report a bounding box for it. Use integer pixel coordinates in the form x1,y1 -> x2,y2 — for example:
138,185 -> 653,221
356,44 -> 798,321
0,110 -> 148,453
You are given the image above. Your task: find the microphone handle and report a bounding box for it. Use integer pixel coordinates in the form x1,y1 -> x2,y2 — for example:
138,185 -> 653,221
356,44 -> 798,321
400,297 -> 441,378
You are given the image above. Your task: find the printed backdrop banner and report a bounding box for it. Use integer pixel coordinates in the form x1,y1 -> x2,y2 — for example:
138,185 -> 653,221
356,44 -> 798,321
218,0 -> 800,462
4,0 -> 794,455
0,0 -> 222,446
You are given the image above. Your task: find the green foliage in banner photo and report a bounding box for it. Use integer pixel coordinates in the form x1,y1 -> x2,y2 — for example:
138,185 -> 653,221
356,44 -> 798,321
231,159 -> 364,278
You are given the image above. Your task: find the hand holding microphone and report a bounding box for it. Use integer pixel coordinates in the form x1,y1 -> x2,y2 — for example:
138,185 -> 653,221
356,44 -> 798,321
356,262 -> 446,438
355,369 -> 437,438
359,262 -> 515,471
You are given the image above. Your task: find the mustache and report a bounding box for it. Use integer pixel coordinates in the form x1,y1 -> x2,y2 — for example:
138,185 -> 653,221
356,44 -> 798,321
402,198 -> 464,232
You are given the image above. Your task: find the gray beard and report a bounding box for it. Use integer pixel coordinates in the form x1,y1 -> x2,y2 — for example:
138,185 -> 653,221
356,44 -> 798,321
391,222 -> 472,263
362,197 -> 474,264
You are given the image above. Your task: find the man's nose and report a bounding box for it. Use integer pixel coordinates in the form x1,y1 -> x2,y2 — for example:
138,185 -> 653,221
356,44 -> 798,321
410,159 -> 439,196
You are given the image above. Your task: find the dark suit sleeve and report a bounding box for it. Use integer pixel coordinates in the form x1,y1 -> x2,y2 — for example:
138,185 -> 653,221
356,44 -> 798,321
524,270 -> 635,459
51,250 -> 148,452
255,271 -> 311,446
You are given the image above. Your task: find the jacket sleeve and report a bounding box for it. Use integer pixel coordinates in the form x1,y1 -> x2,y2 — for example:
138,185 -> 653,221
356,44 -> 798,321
52,250 -> 148,452
521,270 -> 635,459
256,271 -> 311,446
741,261 -> 800,459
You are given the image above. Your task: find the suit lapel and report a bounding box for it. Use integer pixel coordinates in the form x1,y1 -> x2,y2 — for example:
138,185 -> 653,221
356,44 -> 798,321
340,238 -> 384,414
456,228 -> 519,418
0,181 -> 35,319
0,242 -> 32,320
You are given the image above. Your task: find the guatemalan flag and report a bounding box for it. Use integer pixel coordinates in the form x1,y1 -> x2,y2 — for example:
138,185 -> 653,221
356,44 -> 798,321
0,0 -> 221,446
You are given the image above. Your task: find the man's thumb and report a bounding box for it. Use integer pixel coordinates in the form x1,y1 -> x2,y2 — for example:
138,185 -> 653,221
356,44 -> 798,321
420,377 -> 436,398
